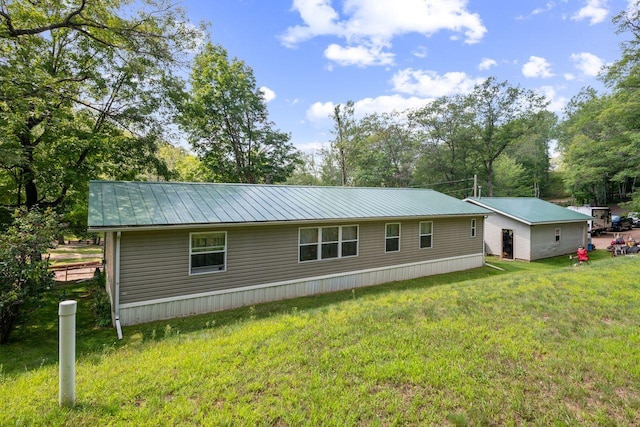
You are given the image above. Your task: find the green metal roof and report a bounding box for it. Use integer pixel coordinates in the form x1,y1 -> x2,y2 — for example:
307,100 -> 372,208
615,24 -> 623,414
88,181 -> 491,230
464,197 -> 592,225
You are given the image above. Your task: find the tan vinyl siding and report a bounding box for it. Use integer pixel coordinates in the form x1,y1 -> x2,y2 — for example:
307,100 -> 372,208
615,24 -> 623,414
118,217 -> 484,304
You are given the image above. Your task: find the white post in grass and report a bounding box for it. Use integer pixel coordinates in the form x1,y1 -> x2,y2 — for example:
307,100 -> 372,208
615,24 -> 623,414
58,300 -> 77,407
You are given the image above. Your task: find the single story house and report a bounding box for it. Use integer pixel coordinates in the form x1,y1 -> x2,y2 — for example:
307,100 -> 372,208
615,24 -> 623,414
464,197 -> 592,261
88,181 -> 491,332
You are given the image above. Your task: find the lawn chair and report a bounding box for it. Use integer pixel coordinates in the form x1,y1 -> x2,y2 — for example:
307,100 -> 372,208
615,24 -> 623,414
576,246 -> 589,265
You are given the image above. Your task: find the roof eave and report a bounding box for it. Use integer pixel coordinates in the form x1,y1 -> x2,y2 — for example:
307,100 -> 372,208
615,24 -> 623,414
88,212 -> 489,232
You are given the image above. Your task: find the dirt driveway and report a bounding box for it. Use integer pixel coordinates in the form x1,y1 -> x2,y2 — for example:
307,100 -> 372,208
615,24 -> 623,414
590,227 -> 640,250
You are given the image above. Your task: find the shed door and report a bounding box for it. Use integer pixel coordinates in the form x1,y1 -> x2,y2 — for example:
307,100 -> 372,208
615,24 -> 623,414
502,229 -> 514,259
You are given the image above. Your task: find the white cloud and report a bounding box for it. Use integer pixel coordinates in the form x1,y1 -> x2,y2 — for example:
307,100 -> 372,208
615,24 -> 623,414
478,58 -> 497,71
571,0 -> 609,25
306,95 -> 428,124
324,43 -> 395,67
536,86 -> 568,113
391,68 -> 483,97
296,140 -> 328,153
280,0 -> 341,47
532,2 -> 555,15
354,95 -> 430,116
517,2 -> 555,20
281,0 -> 487,67
259,86 -> 276,102
306,101 -> 336,123
413,46 -> 428,58
571,52 -> 605,77
522,56 -> 554,78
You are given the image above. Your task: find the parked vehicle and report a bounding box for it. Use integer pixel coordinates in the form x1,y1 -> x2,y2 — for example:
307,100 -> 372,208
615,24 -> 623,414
610,215 -> 633,231
628,212 -> 640,228
567,206 -> 611,236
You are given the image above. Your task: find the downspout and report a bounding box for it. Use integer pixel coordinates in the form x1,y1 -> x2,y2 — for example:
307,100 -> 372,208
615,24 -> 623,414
115,231 -> 123,340
483,215 -> 488,265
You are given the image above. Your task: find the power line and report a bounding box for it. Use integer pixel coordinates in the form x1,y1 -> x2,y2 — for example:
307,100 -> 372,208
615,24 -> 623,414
411,177 -> 474,189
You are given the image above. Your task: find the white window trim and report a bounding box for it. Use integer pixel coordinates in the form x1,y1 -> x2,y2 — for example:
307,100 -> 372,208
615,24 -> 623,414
419,221 -> 433,249
471,218 -> 477,238
298,225 -> 359,263
189,231 -> 227,275
555,228 -> 561,242
385,223 -> 401,253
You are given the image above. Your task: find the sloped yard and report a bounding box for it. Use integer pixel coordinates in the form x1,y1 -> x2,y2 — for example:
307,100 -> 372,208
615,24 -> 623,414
1,253 -> 640,425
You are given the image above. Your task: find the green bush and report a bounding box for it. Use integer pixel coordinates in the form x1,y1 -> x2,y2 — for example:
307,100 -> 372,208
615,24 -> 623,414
90,271 -> 112,328
0,209 -> 60,344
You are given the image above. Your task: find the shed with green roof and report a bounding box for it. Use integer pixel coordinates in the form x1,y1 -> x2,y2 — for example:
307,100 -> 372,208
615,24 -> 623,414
89,181 -> 490,328
464,197 -> 592,261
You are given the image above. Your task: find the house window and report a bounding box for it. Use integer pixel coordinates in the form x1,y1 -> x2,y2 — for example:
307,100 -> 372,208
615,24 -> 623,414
190,232 -> 226,274
321,226 -> 339,259
385,223 -> 400,252
341,225 -> 359,257
299,228 -> 319,261
299,225 -> 358,262
419,221 -> 433,249
471,218 -> 477,237
555,228 -> 561,242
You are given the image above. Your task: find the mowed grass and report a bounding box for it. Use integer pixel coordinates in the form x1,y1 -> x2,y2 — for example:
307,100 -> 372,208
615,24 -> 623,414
48,244 -> 103,266
1,251 -> 640,425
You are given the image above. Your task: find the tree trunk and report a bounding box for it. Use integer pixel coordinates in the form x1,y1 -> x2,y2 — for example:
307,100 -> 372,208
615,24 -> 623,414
0,301 -> 21,345
340,147 -> 347,186
486,160 -> 494,197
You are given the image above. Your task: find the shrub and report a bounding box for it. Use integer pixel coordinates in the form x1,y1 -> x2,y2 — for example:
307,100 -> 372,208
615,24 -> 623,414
0,209 -> 60,344
90,271 -> 112,328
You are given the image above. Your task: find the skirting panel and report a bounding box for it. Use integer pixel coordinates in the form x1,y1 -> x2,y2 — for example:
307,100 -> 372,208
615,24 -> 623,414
118,253 -> 484,326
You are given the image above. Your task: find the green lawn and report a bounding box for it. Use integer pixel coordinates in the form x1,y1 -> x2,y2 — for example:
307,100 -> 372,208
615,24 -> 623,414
48,244 -> 104,266
1,250 -> 639,425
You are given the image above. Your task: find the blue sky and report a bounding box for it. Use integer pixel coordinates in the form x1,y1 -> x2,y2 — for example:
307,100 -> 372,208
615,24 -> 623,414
182,0 -> 632,154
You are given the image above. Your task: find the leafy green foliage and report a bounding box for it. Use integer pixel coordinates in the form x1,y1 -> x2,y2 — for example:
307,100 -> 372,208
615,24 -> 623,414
411,94 -> 480,195
621,188 -> 640,212
324,101 -> 356,186
318,79 -> 553,196
179,42 -> 300,184
492,154 -> 530,196
323,105 -> 419,188
352,111 -> 418,187
285,153 -> 323,185
558,4 -> 640,205
89,271 -> 112,328
0,209 -> 60,344
558,90 -> 626,205
0,0 -> 203,210
413,77 -> 550,196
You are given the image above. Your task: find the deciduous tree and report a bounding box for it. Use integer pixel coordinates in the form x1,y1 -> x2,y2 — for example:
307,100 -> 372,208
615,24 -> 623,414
0,0 -> 201,209
411,95 -> 477,194
468,78 -> 549,196
353,111 -> 418,187
412,78 -> 549,196
179,42 -> 300,184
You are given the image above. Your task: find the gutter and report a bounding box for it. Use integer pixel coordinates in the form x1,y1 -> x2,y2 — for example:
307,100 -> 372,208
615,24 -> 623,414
115,231 -> 123,340
87,213 -> 491,233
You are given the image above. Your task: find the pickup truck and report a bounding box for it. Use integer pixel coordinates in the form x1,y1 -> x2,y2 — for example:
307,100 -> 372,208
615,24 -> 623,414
610,215 -> 633,231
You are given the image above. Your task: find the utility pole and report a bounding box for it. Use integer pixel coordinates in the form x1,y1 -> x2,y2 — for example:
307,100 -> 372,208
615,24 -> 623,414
473,174 -> 478,197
